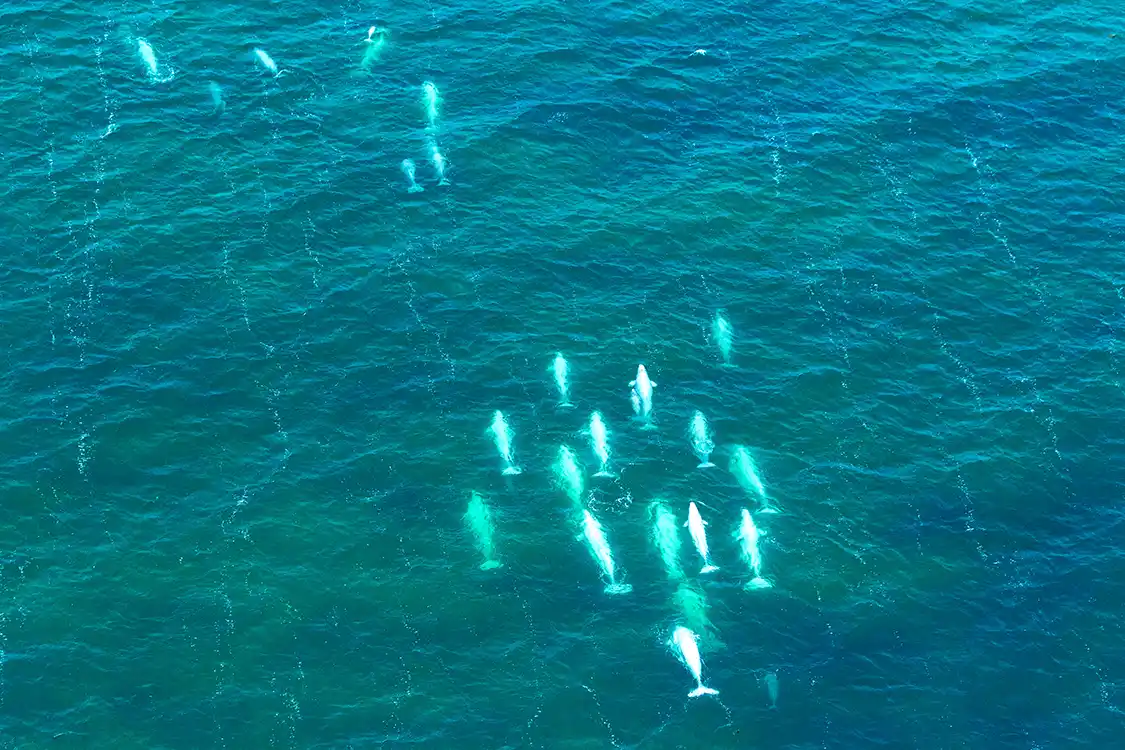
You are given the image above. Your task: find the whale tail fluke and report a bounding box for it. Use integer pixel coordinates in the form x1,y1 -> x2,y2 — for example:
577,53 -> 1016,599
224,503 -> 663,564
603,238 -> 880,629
604,583 -> 633,595
746,577 -> 772,590
438,178 -> 450,186
502,465 -> 522,476
408,185 -> 424,193
758,506 -> 780,514
593,470 -> 615,479
700,564 -> 719,574
557,400 -> 574,410
640,421 -> 658,431
696,461 -> 716,469
689,685 -> 719,698
479,560 -> 503,571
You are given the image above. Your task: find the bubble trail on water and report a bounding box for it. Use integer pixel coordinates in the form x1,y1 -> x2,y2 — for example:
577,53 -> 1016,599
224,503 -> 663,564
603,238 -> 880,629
871,149 -> 989,561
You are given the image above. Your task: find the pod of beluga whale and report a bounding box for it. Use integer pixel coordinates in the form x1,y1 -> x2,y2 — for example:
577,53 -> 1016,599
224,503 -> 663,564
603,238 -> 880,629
112,29 -> 796,708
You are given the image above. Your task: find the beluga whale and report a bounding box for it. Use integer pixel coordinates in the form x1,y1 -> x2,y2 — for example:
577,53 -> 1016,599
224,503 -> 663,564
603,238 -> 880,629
550,353 -> 572,408
712,311 -> 733,365
400,159 -> 424,193
669,626 -> 719,697
360,26 -> 388,71
553,445 -> 585,507
136,38 -> 159,79
629,364 -> 656,428
765,672 -> 779,709
465,491 -> 502,570
421,81 -> 440,128
673,580 -> 722,652
587,411 -> 614,478
689,410 -> 715,468
686,501 -> 719,574
253,48 -> 278,76
487,410 -> 521,475
579,508 -> 632,595
649,500 -> 684,581
735,508 -> 771,589
730,445 -> 777,513
429,142 -> 450,186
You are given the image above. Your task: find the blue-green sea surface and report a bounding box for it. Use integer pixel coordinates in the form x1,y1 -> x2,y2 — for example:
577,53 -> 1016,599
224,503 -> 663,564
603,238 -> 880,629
2,0 -> 1124,747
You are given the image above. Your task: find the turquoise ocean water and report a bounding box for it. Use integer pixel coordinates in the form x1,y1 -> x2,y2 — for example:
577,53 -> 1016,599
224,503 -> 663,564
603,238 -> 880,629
2,0 -> 1124,747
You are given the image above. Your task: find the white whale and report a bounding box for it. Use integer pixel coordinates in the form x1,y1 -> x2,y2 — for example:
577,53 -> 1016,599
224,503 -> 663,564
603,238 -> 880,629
360,26 -> 387,70
765,672 -> 779,709
554,445 -> 584,506
673,580 -> 722,652
580,509 -> 631,595
430,143 -> 450,186
465,492 -> 502,571
254,48 -> 278,76
730,445 -> 777,513
422,81 -> 439,127
650,501 -> 684,581
400,159 -> 424,193
629,364 -> 656,427
689,411 -> 715,468
712,312 -> 733,365
685,501 -> 718,574
137,39 -> 159,79
487,410 -> 521,475
736,508 -> 771,589
551,353 -> 572,408
208,82 -> 225,115
588,411 -> 614,477
670,626 -> 719,697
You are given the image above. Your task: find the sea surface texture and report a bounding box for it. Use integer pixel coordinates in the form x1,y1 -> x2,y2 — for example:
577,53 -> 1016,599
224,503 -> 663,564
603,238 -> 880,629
2,0 -> 1124,747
